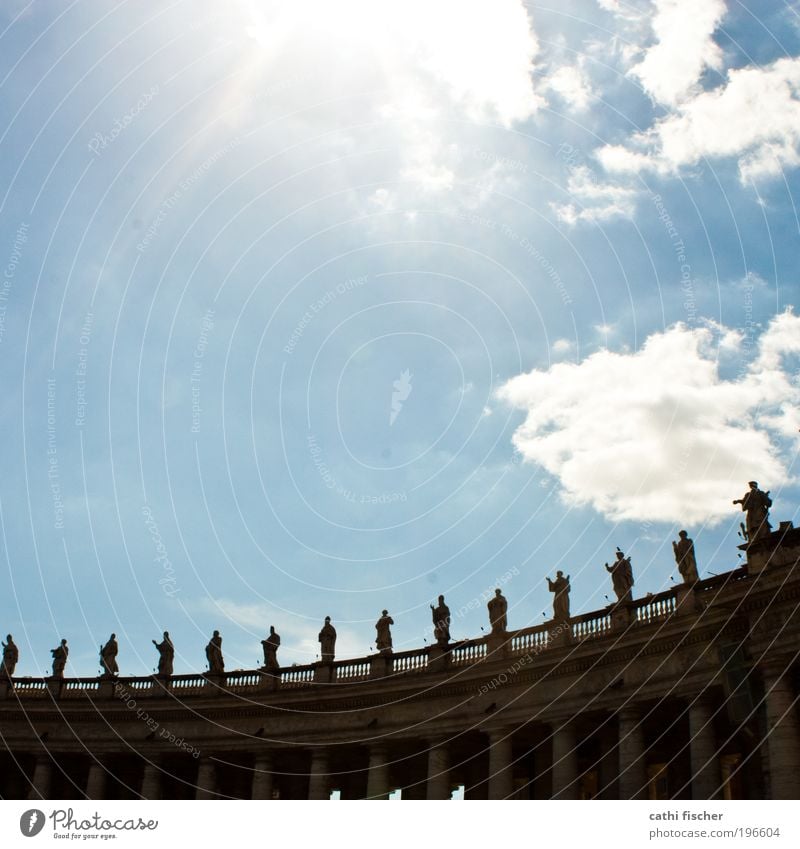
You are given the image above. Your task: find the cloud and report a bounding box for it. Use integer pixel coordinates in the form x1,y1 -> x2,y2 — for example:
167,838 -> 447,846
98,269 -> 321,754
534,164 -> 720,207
546,65 -> 593,110
229,0 -> 544,204
496,312 -> 800,524
598,57 -> 800,182
630,0 -> 726,106
552,165 -> 638,225
190,597 -> 368,661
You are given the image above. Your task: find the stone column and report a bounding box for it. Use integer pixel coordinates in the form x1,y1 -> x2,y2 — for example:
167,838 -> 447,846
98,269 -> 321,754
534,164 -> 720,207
251,754 -> 274,800
551,720 -> 578,799
140,761 -> 162,800
195,758 -> 217,800
598,721 -> 619,799
28,755 -> 52,799
85,761 -> 107,800
487,729 -> 514,799
618,706 -> 646,800
688,696 -> 721,799
365,745 -> 390,799
762,663 -> 800,800
426,744 -> 450,800
308,748 -> 330,800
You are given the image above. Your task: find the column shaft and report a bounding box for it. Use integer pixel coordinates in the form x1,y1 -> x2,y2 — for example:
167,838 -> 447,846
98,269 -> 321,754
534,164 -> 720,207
140,762 -> 161,800
763,666 -> 800,800
251,755 -> 274,800
85,761 -> 107,800
366,746 -> 390,800
618,708 -> 646,800
487,730 -> 514,799
426,745 -> 450,800
28,755 -> 52,800
551,722 -> 578,799
689,697 -> 721,799
195,759 -> 216,800
308,749 -> 330,800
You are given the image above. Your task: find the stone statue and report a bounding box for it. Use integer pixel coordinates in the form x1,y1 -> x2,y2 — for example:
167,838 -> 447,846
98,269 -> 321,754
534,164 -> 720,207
318,616 -> 337,663
733,481 -> 772,543
547,571 -> 571,621
487,589 -> 508,634
205,630 -> 224,674
50,639 -> 69,679
430,595 -> 451,646
100,633 -> 119,677
672,530 -> 699,584
261,625 -> 281,671
605,548 -> 634,604
152,632 -> 174,677
1,634 -> 18,678
375,610 -> 394,653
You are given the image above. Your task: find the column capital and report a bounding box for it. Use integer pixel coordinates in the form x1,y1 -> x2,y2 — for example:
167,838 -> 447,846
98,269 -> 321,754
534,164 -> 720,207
485,725 -> 515,743
617,703 -> 642,722
759,655 -> 797,683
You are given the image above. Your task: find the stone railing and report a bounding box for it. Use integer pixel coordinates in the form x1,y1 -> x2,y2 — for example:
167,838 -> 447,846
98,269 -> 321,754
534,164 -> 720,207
631,589 -> 676,625
331,658 -> 371,682
6,678 -> 50,697
391,647 -> 429,674
2,567 -> 759,701
509,622 -> 549,655
450,639 -> 487,667
571,608 -> 613,641
279,664 -> 316,688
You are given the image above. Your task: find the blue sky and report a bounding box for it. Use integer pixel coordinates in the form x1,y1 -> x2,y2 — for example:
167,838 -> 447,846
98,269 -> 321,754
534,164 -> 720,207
1,0 -> 799,678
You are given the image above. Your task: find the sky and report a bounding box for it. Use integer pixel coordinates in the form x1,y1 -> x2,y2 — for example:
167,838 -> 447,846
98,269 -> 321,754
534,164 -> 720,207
1,0 -> 799,678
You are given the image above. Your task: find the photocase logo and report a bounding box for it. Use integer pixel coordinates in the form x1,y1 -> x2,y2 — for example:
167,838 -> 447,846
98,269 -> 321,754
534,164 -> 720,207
390,369 -> 412,425
19,809 -> 45,837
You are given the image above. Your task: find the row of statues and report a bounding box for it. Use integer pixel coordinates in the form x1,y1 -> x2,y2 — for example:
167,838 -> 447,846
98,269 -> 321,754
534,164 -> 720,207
0,596 -> 506,679
543,530 -> 701,623
0,484 -> 775,679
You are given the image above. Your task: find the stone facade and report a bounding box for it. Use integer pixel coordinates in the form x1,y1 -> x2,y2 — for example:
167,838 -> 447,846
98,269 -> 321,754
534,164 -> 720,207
1,527 -> 799,800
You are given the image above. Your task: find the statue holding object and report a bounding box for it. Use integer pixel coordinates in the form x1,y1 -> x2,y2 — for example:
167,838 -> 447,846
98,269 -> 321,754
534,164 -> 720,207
672,530 -> 699,584
205,630 -> 224,674
50,639 -> 69,679
153,632 -> 174,677
605,548 -> 634,604
100,633 -> 119,677
375,610 -> 394,654
1,634 -> 18,678
547,571 -> 571,622
733,481 -> 772,544
261,625 -> 281,671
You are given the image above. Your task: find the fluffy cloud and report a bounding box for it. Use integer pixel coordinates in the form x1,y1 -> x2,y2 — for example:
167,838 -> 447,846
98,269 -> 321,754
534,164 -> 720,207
599,57 -> 800,181
552,165 -> 638,225
240,0 -> 542,125
233,0 -> 542,197
630,0 -> 726,106
546,65 -> 593,110
496,313 -> 800,524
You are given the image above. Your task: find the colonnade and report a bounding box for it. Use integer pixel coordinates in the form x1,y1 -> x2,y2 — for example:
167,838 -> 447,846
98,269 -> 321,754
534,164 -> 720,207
11,677 -> 798,800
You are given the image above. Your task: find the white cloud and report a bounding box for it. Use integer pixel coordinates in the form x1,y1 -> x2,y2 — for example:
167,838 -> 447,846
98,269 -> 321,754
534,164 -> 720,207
630,0 -> 726,106
552,338 -> 574,354
192,597 -> 368,662
546,65 -> 593,110
599,57 -> 800,182
552,166 -> 638,225
496,312 -> 800,524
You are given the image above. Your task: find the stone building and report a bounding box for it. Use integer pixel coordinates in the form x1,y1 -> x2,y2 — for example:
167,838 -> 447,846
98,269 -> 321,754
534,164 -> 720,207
1,523 -> 799,800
